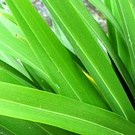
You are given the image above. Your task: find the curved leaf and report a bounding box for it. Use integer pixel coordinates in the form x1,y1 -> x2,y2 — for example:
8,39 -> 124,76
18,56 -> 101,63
0,115 -> 51,135
4,0 -> 108,108
42,0 -> 135,122
70,0 -> 135,100
115,0 -> 135,85
0,82 -> 135,135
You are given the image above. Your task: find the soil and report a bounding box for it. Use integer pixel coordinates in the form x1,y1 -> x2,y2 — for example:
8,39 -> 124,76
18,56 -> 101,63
32,0 -> 106,31
0,0 -> 106,31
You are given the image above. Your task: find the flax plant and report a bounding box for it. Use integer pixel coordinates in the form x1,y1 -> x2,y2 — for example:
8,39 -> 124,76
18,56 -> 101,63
0,0 -> 135,134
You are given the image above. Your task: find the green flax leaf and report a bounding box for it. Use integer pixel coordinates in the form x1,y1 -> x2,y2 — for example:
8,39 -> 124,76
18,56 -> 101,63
5,0 -> 108,108
70,0 -> 135,100
0,17 -> 56,91
87,0 -> 123,37
42,0 -> 135,122
115,0 -> 135,85
0,82 -> 135,135
0,115 -> 52,135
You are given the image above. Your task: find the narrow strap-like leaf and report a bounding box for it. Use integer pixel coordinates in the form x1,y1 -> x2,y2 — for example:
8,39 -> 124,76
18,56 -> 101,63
70,0 -> 135,100
0,17 -> 55,90
0,82 -> 135,135
0,60 -> 34,87
105,0 -> 134,98
42,0 -> 135,122
115,0 -> 135,85
0,115 -> 51,135
5,0 -> 108,108
87,0 -> 124,37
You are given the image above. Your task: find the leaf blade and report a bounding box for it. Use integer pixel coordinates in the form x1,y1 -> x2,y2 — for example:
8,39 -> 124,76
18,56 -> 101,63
4,0 -> 108,108
0,115 -> 51,135
0,82 -> 135,135
42,0 -> 135,122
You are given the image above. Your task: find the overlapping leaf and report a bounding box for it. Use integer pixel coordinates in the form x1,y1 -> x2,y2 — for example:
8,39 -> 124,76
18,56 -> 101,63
70,0 -> 135,99
42,0 -> 135,122
114,0 -> 135,85
0,0 -> 135,134
0,82 -> 135,135
4,0 -> 108,108
0,116 -> 51,135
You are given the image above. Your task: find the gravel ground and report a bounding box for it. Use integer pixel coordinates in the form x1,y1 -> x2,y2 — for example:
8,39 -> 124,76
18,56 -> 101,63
0,0 -> 106,31
84,0 -> 107,32
31,0 -> 52,26
32,0 -> 106,31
